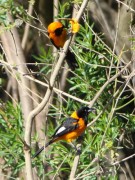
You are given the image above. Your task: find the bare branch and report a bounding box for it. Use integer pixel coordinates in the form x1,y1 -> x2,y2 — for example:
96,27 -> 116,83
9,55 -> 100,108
112,153 -> 135,166
0,14 -> 34,179
69,144 -> 81,180
21,2 -> 34,49
25,75 -> 91,105
69,1 -> 89,179
24,8 -> 77,179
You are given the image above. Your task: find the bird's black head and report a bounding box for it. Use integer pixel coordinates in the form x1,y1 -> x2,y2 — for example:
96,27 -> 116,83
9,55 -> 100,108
77,106 -> 95,118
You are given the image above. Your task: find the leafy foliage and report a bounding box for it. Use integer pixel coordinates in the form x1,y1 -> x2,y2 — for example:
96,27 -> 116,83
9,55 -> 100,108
0,101 -> 24,177
31,16 -> 134,179
0,0 -> 134,179
31,7 -> 135,180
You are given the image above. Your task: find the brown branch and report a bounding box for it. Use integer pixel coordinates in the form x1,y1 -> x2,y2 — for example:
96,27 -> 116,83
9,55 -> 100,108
69,144 -> 81,180
0,14 -> 33,120
21,2 -> 34,49
124,161 -> 134,180
112,153 -> 135,166
53,0 -> 58,55
69,0 -> 89,179
0,14 -> 34,179
115,0 -> 135,12
25,75 -> 90,105
24,18 -> 74,180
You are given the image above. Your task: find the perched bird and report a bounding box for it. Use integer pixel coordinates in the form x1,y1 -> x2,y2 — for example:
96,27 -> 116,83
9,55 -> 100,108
33,106 -> 95,158
47,21 -> 78,70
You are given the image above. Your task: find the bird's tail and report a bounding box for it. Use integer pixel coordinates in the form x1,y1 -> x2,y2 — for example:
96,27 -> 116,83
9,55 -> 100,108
65,49 -> 78,70
32,140 -> 53,159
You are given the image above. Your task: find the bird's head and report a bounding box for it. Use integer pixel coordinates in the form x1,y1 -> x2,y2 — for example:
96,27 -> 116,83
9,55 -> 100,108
77,106 -> 95,118
48,21 -> 64,36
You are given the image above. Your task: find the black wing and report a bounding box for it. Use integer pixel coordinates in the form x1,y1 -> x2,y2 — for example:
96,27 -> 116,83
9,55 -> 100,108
32,118 -> 78,158
65,49 -> 79,70
52,117 -> 79,139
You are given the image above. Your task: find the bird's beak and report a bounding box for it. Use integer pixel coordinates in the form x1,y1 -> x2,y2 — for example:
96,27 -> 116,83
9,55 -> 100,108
88,107 -> 96,113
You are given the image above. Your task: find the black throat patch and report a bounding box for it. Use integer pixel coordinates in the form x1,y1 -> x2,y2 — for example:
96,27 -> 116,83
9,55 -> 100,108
54,26 -> 64,36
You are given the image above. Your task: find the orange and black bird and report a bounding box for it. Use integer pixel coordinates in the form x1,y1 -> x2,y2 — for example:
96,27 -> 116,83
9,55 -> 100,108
47,21 -> 78,70
33,106 -> 95,158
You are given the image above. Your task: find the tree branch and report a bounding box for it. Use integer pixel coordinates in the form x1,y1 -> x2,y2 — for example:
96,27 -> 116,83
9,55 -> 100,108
24,75 -> 91,105
69,0 -> 89,179
24,15 -> 74,180
21,2 -> 34,49
0,14 -> 34,179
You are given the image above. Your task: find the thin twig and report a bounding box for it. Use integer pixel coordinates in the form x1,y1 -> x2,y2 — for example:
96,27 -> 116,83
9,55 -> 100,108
100,71 -> 134,148
87,79 -> 127,127
25,75 -> 90,105
69,1 -> 89,179
52,154 -> 69,180
22,2 -> 33,49
75,157 -> 99,179
21,2 -> 34,49
124,161 -> 134,180
112,153 -> 135,166
53,0 -> 58,57
108,1 -> 120,79
115,0 -> 135,13
88,60 -> 132,108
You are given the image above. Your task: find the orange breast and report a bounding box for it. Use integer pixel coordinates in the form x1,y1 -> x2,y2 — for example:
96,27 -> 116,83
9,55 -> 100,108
49,29 -> 67,48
